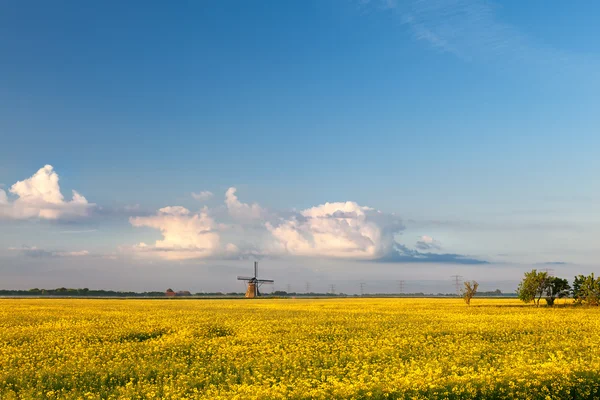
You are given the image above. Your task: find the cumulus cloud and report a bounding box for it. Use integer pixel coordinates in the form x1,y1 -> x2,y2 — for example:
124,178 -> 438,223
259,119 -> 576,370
126,188 -> 485,264
129,206 -> 223,260
191,191 -> 213,201
415,235 -> 442,250
225,187 -> 265,220
266,201 -> 404,259
9,246 -> 90,258
0,165 -> 94,220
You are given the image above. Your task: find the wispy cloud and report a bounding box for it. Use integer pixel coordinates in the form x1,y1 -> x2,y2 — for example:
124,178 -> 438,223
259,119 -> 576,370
535,261 -> 569,266
60,229 -> 98,234
407,218 -> 587,232
191,191 -> 214,201
9,246 -> 90,258
375,244 -> 488,264
364,0 -> 598,75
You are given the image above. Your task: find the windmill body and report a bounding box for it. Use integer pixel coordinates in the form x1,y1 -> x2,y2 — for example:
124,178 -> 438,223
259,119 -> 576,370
237,262 -> 274,298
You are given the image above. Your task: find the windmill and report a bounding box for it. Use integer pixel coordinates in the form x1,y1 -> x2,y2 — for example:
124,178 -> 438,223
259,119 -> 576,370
237,261 -> 274,298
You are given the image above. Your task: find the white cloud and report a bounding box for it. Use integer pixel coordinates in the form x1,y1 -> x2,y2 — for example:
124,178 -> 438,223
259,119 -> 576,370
225,187 -> 264,220
0,165 -> 94,220
129,205 -> 222,260
266,201 -> 403,259
126,189 -> 407,261
416,235 -> 442,250
191,191 -> 213,201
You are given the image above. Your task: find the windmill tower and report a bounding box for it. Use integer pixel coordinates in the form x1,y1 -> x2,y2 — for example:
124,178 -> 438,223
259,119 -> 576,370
237,261 -> 274,298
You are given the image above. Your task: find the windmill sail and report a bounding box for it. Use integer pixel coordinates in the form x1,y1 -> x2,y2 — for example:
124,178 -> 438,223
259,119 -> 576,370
237,261 -> 274,298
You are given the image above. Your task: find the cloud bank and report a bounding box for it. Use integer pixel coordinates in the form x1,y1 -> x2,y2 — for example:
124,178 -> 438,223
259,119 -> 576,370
126,188 -> 485,264
0,165 -> 94,220
3,168 -> 487,265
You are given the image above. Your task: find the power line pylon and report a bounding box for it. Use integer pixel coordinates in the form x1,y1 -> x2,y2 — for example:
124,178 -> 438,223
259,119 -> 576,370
451,275 -> 463,296
397,280 -> 405,295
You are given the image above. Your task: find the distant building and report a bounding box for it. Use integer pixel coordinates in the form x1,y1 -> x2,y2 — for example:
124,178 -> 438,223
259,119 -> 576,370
165,289 -> 191,297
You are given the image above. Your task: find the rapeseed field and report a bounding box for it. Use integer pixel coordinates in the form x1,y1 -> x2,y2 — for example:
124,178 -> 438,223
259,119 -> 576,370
1,298 -> 599,399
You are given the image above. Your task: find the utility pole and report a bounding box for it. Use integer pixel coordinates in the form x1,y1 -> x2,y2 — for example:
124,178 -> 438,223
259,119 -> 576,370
397,280 -> 405,295
305,282 -> 311,293
451,275 -> 463,296
329,284 -> 336,295
359,282 -> 366,296
286,283 -> 291,294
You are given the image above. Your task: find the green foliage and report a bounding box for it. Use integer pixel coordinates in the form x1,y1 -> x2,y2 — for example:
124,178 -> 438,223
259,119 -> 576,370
573,274 -> 600,306
461,281 -> 479,306
544,277 -> 570,306
517,270 -> 549,306
572,275 -> 584,303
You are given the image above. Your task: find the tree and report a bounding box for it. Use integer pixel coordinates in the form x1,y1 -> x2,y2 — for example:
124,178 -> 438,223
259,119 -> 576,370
572,275 -> 584,303
573,274 -> 600,306
461,281 -> 479,306
544,277 -> 570,306
517,269 -> 549,306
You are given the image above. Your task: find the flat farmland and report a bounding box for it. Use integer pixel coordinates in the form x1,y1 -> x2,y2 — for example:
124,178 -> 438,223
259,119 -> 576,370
1,298 -> 599,399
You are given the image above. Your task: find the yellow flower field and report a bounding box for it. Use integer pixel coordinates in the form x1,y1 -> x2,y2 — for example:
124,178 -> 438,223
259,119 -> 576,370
1,298 -> 599,399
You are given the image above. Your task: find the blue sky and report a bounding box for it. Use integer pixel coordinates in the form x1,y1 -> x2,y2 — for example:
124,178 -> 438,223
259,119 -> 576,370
1,0 -> 599,293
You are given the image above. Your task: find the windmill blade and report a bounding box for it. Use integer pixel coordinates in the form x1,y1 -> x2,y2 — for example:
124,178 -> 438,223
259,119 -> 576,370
257,279 -> 274,283
237,276 -> 254,280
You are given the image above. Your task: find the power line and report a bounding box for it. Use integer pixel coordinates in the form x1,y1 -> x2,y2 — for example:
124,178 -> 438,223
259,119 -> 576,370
305,282 -> 311,293
397,280 -> 405,295
359,282 -> 366,296
286,284 -> 291,293
329,284 -> 336,295
451,275 -> 463,296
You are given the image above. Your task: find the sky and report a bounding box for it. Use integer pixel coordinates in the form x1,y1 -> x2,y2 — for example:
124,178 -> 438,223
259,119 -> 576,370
1,0 -> 599,294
